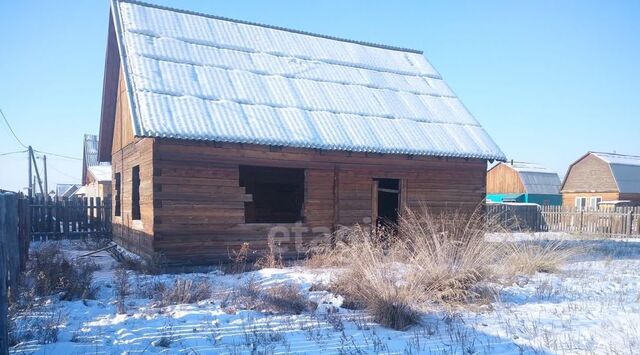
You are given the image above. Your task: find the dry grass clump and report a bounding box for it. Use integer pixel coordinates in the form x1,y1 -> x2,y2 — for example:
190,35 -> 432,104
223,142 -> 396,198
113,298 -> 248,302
261,283 -> 309,315
254,235 -> 284,269
224,279 -> 310,315
311,207 -> 509,329
114,267 -> 130,314
154,278 -> 212,307
26,243 -> 99,300
399,208 -> 500,305
121,252 -> 167,275
500,241 -> 579,277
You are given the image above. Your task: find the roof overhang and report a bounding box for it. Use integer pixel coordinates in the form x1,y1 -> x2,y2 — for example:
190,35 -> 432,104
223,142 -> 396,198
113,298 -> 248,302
97,11 -> 121,162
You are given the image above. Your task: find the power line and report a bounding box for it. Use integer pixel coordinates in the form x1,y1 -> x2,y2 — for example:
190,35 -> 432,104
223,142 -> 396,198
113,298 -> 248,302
0,108 -> 28,148
0,150 -> 27,157
0,108 -> 82,160
47,162 -> 81,181
33,149 -> 81,161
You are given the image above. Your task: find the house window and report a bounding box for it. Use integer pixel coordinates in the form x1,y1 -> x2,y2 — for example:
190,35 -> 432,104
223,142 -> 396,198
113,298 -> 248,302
114,173 -> 121,217
132,166 -> 141,220
239,165 -> 304,223
575,197 -> 587,211
589,197 -> 602,210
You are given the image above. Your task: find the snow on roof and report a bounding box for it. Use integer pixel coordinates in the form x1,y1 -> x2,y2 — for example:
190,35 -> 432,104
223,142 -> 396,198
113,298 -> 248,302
74,186 -> 88,196
592,152 -> 640,193
56,184 -> 79,198
88,165 -> 113,182
84,134 -> 112,181
508,162 -> 555,174
109,0 -> 505,160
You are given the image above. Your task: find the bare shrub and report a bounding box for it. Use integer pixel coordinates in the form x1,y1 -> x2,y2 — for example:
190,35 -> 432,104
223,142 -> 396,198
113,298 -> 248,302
121,252 -> 166,275
154,278 -> 212,307
224,279 -> 310,315
10,308 -> 63,345
114,267 -> 130,314
229,242 -> 251,274
137,278 -> 167,300
27,243 -> 98,300
500,241 -> 579,277
254,235 -> 283,269
261,283 -> 308,314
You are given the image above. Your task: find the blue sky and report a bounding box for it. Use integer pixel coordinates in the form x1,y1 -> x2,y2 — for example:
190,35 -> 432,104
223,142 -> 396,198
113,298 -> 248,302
1,0 -> 639,193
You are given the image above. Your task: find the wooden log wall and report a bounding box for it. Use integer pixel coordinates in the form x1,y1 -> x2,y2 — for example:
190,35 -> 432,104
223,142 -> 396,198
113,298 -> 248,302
141,139 -> 487,264
111,138 -> 154,259
486,163 -> 526,194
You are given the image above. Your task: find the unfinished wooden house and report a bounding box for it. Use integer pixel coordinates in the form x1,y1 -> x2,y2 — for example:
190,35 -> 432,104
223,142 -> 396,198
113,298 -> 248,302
486,161 -> 562,205
97,0 -> 505,263
78,134 -> 112,199
562,152 -> 640,209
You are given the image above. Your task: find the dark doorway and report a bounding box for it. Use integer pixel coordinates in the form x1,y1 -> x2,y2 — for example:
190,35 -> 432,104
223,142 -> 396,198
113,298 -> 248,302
375,178 -> 400,228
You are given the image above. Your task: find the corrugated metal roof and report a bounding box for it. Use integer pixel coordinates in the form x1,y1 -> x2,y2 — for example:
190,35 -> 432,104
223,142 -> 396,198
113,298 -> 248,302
84,134 -> 100,167
495,162 -> 561,195
519,172 -> 562,195
84,134 -> 112,181
110,0 -> 505,160
56,184 -> 79,198
592,152 -> 640,193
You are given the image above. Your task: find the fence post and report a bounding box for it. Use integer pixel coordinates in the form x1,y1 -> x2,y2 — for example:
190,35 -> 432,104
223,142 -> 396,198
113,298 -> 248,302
0,194 -> 8,355
578,210 -> 584,234
628,209 -> 634,237
1,192 -> 21,355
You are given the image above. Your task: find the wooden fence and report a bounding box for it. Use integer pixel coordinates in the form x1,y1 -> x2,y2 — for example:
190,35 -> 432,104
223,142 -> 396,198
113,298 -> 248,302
1,192 -> 30,354
30,196 -> 112,241
487,204 -> 640,237
540,206 -> 640,236
486,204 -> 542,231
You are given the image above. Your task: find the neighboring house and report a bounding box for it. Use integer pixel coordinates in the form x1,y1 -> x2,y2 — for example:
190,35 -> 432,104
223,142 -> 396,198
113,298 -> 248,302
81,134 -> 113,199
97,1 -> 505,263
55,184 -> 80,201
562,152 -> 640,209
486,161 -> 562,205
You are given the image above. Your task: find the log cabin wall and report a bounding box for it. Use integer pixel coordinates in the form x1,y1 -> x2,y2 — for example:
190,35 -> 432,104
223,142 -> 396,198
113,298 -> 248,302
151,139 -> 487,264
486,164 -> 525,194
110,66 -> 155,259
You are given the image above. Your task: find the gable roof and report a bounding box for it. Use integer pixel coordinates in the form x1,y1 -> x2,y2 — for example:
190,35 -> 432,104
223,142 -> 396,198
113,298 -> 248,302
491,161 -> 562,195
99,0 -> 505,161
83,134 -> 100,168
592,152 -> 640,193
56,184 -> 80,198
83,134 -> 112,183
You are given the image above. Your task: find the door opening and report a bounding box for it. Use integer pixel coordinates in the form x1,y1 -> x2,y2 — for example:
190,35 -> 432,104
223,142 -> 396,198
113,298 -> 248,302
375,178 -> 400,228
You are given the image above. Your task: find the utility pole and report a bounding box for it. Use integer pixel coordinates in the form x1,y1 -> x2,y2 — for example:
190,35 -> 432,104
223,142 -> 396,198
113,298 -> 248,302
29,149 -> 44,198
27,146 -> 33,198
43,155 -> 48,206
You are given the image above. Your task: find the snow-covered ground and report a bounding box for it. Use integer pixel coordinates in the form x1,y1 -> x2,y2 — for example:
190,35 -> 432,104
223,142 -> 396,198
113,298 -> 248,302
10,233 -> 640,354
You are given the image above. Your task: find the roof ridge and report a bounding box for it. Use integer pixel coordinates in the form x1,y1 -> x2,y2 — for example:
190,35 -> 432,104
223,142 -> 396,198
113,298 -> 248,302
591,151 -> 640,159
118,0 -> 424,55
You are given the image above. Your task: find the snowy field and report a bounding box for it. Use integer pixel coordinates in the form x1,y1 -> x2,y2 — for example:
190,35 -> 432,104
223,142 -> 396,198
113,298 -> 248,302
10,233 -> 640,354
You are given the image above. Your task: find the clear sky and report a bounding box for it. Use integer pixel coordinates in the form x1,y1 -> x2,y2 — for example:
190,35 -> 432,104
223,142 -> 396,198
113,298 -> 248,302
1,0 -> 639,193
